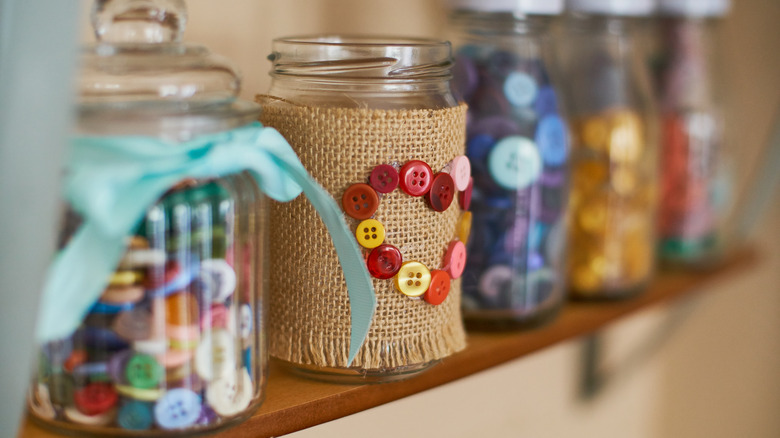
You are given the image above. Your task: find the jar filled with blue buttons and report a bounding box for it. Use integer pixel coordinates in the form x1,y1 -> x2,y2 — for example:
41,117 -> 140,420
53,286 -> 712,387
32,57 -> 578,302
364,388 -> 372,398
28,0 -> 267,434
445,0 -> 571,328
559,0 -> 660,299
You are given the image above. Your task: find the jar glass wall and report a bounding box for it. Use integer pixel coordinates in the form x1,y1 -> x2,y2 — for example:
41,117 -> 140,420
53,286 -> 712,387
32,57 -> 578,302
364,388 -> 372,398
447,10 -> 570,328
259,36 -> 467,383
559,13 -> 659,299
28,0 -> 268,433
654,13 -> 730,267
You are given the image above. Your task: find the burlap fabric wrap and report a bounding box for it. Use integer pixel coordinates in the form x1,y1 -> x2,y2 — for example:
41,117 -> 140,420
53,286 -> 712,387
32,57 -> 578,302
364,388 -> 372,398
257,97 -> 468,369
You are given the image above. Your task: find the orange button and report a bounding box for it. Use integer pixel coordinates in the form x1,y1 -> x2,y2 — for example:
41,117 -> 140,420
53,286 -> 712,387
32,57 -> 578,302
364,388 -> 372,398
424,270 -> 451,305
342,183 -> 379,220
165,292 -> 199,327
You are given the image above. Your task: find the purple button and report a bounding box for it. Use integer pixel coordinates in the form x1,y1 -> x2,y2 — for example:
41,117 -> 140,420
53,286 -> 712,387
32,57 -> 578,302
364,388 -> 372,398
478,265 -> 519,300
108,349 -> 135,384
453,54 -> 479,101
533,86 -> 559,116
527,252 -> 545,271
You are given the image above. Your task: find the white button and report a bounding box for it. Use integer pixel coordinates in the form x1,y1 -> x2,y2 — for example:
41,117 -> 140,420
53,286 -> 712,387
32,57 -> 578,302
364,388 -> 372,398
199,259 -> 237,303
64,406 -> 117,426
239,304 -> 252,340
27,384 -> 56,420
195,329 -> 236,382
205,367 -> 253,417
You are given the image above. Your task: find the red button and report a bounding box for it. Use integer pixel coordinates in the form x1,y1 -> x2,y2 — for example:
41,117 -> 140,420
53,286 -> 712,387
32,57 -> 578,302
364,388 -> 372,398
145,260 -> 179,289
424,270 -> 451,305
443,240 -> 467,279
426,173 -> 456,212
458,177 -> 473,211
369,164 -> 399,194
399,160 -> 433,197
342,183 -> 379,220
366,244 -> 403,279
73,382 -> 118,416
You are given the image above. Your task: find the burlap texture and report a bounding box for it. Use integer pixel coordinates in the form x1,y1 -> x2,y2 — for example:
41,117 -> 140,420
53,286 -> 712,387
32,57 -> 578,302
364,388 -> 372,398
257,96 -> 468,369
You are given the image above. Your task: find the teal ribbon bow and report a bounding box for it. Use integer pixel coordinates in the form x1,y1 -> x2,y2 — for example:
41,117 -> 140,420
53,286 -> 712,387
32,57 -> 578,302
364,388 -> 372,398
37,122 -> 376,365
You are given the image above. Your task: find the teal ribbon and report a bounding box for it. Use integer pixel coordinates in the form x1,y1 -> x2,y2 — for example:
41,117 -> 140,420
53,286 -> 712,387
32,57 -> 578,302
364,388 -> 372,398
36,122 -> 376,365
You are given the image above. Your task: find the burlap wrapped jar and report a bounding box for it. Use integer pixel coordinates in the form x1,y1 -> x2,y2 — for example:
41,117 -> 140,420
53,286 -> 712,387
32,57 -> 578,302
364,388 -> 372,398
257,36 -> 469,381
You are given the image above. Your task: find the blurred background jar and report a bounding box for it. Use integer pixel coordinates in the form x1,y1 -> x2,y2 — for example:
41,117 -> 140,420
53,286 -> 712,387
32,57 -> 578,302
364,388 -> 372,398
28,0 -> 267,434
652,0 -> 733,267
258,36 -> 468,382
444,0 -> 570,328
559,0 -> 660,299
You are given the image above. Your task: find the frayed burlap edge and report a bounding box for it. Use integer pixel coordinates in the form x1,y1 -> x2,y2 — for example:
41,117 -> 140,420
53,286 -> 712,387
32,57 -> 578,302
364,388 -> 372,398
258,96 -> 468,369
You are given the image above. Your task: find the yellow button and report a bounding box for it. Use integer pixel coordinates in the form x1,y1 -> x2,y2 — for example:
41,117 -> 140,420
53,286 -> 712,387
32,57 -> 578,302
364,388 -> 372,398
608,113 -> 643,164
394,261 -> 432,297
355,219 -> 385,249
611,166 -> 638,195
457,211 -> 472,244
580,117 -> 610,150
109,270 -> 145,286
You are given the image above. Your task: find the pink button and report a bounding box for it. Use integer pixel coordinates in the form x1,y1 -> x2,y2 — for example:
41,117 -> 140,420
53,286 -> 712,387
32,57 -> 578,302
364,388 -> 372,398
443,240 -> 467,279
450,155 -> 471,191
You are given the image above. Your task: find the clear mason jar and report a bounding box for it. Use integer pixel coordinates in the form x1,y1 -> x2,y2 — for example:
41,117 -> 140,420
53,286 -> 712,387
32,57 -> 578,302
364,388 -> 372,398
28,1 -> 267,434
559,0 -> 660,299
258,36 -> 467,382
445,0 -> 570,328
653,0 -> 732,267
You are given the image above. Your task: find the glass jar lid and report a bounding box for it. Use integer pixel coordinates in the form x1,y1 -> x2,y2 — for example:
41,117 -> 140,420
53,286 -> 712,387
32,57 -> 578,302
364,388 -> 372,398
80,0 -> 240,109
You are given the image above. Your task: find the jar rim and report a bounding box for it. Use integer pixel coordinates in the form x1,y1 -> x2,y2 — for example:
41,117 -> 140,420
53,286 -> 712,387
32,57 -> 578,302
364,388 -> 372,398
273,35 -> 451,48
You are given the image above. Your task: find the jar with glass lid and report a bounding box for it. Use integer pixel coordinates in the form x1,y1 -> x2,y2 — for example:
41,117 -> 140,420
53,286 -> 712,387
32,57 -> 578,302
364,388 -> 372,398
559,0 -> 660,299
445,0 -> 571,328
27,0 -> 270,433
258,36 -> 469,382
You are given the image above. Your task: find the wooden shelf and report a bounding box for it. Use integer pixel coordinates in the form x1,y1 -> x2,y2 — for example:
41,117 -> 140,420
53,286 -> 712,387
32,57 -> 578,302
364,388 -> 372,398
19,247 -> 759,438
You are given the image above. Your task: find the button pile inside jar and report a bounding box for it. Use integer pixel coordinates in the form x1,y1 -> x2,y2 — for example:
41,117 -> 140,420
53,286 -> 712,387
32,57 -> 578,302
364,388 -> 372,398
453,45 -> 568,314
31,181 -> 258,431
568,110 -> 655,295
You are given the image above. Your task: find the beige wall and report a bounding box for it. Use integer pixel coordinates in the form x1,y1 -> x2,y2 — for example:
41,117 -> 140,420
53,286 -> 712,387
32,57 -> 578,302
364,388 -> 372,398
79,0 -> 780,436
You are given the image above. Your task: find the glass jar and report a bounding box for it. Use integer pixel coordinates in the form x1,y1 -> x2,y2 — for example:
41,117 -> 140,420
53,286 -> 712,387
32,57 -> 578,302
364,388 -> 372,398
653,0 -> 732,266
28,0 -> 267,434
258,36 -> 468,382
559,0 -> 659,299
446,0 -> 570,328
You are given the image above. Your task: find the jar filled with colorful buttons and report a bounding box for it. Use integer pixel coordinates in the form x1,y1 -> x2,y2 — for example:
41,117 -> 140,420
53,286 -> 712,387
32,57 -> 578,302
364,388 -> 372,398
444,0 -> 571,327
257,37 -> 468,382
559,0 -> 660,299
653,0 -> 732,267
28,0 -> 268,434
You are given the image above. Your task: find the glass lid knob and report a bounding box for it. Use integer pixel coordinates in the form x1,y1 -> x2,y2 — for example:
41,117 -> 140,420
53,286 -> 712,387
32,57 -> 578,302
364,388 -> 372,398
92,0 -> 187,43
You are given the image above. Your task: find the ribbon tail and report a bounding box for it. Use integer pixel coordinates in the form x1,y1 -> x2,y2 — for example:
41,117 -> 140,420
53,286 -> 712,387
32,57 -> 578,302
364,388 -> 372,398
272,159 -> 377,366
36,223 -> 127,343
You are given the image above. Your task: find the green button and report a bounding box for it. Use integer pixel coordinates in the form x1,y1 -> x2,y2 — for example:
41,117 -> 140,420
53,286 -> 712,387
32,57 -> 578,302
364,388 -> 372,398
125,354 -> 163,389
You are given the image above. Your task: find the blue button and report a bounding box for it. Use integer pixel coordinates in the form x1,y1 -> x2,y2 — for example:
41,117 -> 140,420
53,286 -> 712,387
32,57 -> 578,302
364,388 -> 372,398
503,72 -> 538,107
535,115 -> 569,167
487,136 -> 542,190
82,326 -> 130,351
119,401 -> 154,430
89,301 -> 136,314
466,134 -> 495,161
529,222 -> 549,250
154,388 -> 202,429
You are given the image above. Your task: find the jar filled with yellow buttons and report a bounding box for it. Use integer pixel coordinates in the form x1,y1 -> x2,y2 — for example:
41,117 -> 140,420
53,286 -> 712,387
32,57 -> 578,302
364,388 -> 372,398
559,0 -> 660,299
